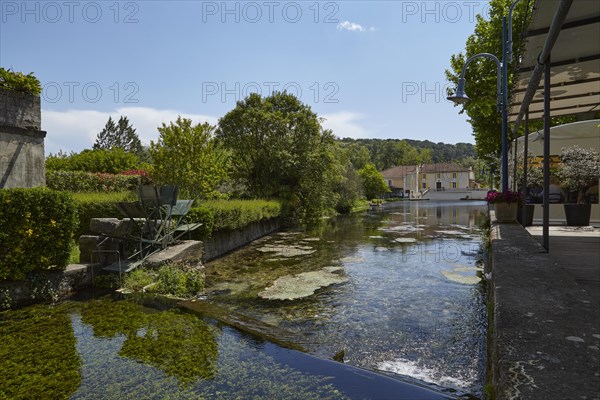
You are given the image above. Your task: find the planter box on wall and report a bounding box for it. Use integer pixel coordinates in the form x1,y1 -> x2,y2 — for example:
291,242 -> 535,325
494,202 -> 518,223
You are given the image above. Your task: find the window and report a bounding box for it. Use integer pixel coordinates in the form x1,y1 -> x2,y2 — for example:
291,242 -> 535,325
422,182 -> 427,189
437,173 -> 440,179
452,182 -> 457,189
452,172 -> 457,179
422,173 -> 426,180
388,180 -> 392,186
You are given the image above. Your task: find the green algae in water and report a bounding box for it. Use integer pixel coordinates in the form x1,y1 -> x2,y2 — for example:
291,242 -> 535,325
0,303 -> 81,400
0,297 -> 349,399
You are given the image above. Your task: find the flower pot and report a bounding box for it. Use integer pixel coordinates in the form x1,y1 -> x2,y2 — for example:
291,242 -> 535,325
517,204 -> 535,227
494,202 -> 518,223
563,203 -> 592,226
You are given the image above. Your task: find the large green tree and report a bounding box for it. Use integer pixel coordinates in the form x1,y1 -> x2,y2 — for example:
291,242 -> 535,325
149,117 -> 229,199
94,116 -> 143,156
217,92 -> 339,225
446,0 -> 532,162
359,163 -> 390,200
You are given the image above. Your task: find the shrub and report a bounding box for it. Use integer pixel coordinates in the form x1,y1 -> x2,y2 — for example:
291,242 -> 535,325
46,170 -> 143,193
0,188 -> 77,281
203,199 -> 282,231
45,148 -> 139,174
152,264 -> 204,298
0,67 -> 41,95
186,206 -> 215,239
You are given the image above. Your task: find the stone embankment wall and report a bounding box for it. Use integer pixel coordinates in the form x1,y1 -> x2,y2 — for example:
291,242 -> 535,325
489,215 -> 600,399
0,88 -> 46,188
202,218 -> 281,261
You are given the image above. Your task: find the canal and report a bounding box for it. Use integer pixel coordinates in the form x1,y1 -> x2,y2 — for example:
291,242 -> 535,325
203,200 -> 488,397
0,201 -> 487,399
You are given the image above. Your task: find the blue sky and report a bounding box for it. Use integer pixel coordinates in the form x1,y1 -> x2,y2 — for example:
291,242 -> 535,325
1,1 -> 490,154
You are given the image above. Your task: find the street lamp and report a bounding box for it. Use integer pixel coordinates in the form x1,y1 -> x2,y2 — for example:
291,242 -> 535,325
448,14 -> 514,194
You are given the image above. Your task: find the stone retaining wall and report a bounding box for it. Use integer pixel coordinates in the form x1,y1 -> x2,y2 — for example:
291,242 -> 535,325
202,218 -> 281,261
0,264 -> 95,310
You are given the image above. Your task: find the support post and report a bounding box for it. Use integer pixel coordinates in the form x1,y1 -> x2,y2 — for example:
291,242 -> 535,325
543,56 -> 551,252
522,110 -> 530,225
501,16 -> 509,193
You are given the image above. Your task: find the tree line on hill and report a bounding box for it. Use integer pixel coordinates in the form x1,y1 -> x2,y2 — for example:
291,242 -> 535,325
47,92 -> 482,226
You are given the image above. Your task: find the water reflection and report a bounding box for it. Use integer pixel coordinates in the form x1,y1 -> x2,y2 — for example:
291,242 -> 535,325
205,201 -> 488,397
1,297 -> 453,399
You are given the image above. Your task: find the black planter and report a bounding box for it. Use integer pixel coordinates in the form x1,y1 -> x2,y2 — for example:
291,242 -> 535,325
563,203 -> 592,226
517,204 -> 535,226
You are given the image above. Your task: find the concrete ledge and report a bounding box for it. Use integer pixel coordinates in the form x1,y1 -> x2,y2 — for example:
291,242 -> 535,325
490,217 -> 600,399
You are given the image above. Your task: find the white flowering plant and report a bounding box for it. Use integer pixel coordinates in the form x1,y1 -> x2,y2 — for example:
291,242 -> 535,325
556,145 -> 600,204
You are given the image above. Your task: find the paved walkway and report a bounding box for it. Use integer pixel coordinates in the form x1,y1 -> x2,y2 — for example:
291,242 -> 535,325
490,219 -> 600,399
527,226 -> 600,304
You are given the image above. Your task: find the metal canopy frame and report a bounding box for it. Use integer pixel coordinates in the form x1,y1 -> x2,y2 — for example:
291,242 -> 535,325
510,0 -> 600,251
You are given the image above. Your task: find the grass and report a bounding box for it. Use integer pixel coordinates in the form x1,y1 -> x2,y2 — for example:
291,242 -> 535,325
70,191 -> 136,202
68,240 -> 80,264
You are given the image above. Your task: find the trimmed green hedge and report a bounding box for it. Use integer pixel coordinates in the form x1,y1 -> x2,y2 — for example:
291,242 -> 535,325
202,200 -> 282,231
45,148 -> 140,174
0,188 -> 77,281
46,170 -> 146,193
70,194 -> 281,240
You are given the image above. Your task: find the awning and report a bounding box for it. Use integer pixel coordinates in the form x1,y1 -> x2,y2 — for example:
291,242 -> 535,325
509,0 -> 600,124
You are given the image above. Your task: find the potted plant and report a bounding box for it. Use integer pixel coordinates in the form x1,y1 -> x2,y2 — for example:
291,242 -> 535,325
556,145 -> 600,226
486,190 -> 522,223
511,151 -> 544,226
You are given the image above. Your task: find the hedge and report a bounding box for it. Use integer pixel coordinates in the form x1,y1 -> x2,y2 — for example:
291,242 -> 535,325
70,195 -> 281,240
46,170 -> 146,193
202,200 -> 282,231
45,148 -> 140,174
0,188 -> 77,281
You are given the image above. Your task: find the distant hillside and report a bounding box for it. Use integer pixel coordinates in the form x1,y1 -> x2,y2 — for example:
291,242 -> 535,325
337,138 -> 476,171
404,139 -> 476,163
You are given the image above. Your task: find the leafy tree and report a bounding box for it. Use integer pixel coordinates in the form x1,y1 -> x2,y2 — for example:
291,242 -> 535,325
331,144 -> 363,213
217,92 -> 338,225
359,163 -> 390,200
343,142 -> 371,170
149,117 -> 229,199
446,0 -> 532,161
94,116 -> 143,156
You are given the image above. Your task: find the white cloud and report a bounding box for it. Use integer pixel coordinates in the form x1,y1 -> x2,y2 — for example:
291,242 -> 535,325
42,107 -> 217,155
336,20 -> 375,32
321,111 -> 370,139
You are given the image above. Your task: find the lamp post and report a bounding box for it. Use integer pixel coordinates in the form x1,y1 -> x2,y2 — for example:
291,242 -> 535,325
448,7 -> 519,195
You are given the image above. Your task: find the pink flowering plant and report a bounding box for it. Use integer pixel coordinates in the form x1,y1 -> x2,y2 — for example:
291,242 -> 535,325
486,190 -> 522,205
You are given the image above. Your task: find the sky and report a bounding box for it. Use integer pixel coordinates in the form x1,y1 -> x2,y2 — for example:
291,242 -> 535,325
0,0 -> 490,154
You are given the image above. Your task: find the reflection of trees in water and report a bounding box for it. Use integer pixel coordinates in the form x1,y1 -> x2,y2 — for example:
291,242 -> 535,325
80,299 -> 218,384
0,304 -> 81,399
